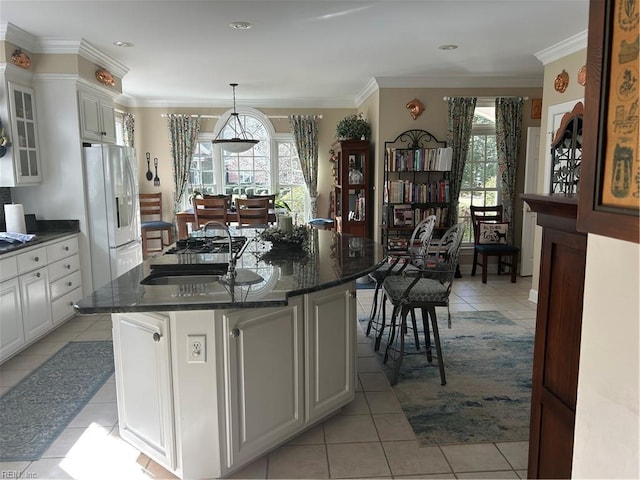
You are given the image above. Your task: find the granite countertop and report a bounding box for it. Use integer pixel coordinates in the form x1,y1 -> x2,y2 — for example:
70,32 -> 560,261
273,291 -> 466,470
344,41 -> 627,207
75,228 -> 385,313
0,220 -> 80,255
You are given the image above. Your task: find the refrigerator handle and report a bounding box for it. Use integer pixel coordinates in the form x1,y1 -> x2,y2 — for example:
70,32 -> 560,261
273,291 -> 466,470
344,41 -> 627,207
116,197 -> 121,228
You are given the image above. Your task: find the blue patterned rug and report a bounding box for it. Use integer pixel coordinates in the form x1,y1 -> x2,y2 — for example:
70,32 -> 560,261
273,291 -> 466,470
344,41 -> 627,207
0,341 -> 114,461
359,311 -> 533,445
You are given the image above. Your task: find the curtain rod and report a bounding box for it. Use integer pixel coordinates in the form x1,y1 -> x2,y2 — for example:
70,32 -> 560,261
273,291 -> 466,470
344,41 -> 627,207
442,96 -> 529,101
160,114 -> 322,119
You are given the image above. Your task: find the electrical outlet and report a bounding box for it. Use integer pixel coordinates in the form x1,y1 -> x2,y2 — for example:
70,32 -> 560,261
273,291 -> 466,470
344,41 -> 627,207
187,334 -> 206,363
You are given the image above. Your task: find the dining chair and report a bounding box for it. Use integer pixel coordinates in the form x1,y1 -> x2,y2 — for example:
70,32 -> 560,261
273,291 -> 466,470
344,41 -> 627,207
193,195 -> 231,229
139,192 -> 173,258
380,222 -> 465,385
470,205 -> 519,283
248,193 -> 276,209
366,215 -> 437,351
235,197 -> 270,227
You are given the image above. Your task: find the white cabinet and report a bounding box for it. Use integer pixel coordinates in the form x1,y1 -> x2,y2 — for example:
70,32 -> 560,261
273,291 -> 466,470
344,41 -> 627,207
0,277 -> 24,360
112,312 -> 176,471
20,266 -> 51,341
305,284 -> 356,423
47,236 -> 82,325
78,88 -> 116,144
0,82 -> 42,186
220,299 -> 304,468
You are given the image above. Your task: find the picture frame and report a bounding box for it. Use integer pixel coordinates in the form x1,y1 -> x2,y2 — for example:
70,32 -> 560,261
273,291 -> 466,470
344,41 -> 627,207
578,0 -> 639,243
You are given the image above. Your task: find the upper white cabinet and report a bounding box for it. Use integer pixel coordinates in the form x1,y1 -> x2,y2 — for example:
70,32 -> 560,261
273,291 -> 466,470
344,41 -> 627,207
78,87 -> 116,144
0,82 -> 42,186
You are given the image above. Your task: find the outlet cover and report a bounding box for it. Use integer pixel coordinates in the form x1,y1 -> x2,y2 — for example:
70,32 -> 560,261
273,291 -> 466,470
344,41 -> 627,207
187,334 -> 206,363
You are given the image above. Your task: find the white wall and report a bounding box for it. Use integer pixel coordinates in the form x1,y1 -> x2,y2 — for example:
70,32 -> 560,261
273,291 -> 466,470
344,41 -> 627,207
573,234 -> 640,477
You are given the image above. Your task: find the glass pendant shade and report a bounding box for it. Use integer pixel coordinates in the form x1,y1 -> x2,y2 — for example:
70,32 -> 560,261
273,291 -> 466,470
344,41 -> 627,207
212,84 -> 259,153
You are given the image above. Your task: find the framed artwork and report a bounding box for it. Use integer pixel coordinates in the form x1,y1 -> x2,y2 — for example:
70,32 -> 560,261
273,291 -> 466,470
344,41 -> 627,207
531,98 -> 542,119
578,0 -> 639,243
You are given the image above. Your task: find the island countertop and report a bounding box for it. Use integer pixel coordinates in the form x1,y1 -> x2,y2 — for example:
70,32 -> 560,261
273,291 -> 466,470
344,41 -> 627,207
74,228 -> 385,313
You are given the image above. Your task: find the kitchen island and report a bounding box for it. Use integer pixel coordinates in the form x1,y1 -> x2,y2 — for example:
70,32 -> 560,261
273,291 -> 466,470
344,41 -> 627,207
75,228 -> 384,479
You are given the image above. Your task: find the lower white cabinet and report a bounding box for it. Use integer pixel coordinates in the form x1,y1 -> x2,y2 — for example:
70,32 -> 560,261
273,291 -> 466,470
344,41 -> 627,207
20,266 -> 51,342
112,312 -> 176,470
220,300 -> 304,468
0,278 -> 24,359
109,282 -> 357,479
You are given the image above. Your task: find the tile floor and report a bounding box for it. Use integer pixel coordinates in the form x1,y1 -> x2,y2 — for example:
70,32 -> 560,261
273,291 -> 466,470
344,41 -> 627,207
0,273 -> 536,479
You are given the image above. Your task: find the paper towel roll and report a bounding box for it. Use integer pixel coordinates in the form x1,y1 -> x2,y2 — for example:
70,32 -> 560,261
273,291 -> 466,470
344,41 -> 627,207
5,204 -> 26,234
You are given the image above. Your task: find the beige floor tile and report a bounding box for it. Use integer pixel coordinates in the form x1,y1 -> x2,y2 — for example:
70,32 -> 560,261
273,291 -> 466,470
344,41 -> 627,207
267,444 -> 328,479
41,427 -> 92,458
373,413 -> 415,441
287,423 -> 325,445
440,443 -> 512,472
364,391 -> 402,414
20,458 -> 74,479
357,356 -> 382,373
382,440 -> 451,476
67,402 -> 118,428
456,470 -> 519,479
73,330 -> 113,341
326,442 -> 391,478
324,414 -> 379,443
394,474 -> 455,479
341,392 -> 370,415
0,462 -> 31,478
357,342 -> 375,357
0,353 -> 51,371
496,441 -> 529,470
358,372 -> 391,392
89,380 -> 118,403
0,369 -> 28,387
143,459 -> 179,479
228,455 -> 268,478
15,340 -> 66,356
516,468 -> 528,478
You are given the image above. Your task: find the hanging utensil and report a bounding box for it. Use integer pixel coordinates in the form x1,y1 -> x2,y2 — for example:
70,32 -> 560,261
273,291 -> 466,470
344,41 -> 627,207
145,152 -> 153,181
153,157 -> 160,186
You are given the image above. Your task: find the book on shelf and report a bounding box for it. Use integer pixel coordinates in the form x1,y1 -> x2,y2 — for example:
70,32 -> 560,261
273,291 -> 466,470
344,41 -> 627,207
386,146 -> 453,172
392,204 -> 413,227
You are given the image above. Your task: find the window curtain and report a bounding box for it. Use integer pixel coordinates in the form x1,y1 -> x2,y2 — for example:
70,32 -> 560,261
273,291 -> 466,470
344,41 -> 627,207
167,114 -> 201,214
122,112 -> 135,147
495,97 -> 524,240
446,97 -> 477,227
289,115 -> 319,219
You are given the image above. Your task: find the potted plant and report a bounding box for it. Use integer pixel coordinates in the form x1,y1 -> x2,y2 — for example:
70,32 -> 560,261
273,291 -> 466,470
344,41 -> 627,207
335,113 -> 371,140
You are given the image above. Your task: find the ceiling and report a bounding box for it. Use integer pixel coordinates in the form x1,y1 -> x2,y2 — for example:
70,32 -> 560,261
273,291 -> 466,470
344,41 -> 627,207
0,1 -> 590,108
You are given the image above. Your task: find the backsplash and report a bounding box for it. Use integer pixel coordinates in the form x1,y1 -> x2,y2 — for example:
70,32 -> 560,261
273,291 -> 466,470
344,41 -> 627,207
0,187 -> 12,227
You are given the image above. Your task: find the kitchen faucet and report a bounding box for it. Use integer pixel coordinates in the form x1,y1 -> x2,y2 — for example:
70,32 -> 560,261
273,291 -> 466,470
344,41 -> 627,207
202,221 -> 236,281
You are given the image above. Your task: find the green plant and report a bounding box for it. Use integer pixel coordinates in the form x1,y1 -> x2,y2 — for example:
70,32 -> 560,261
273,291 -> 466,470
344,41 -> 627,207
335,113 -> 371,140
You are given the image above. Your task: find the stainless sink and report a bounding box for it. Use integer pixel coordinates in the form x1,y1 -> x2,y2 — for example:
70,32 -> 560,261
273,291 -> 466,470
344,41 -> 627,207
141,270 -> 226,286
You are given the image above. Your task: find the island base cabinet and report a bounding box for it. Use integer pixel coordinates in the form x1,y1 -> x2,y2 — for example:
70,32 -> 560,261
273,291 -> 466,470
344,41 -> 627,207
218,298 -> 304,470
305,283 -> 356,423
112,312 -> 176,472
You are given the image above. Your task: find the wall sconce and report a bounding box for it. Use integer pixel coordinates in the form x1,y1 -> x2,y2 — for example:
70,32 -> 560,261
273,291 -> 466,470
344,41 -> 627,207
406,98 -> 425,120
95,68 -> 116,87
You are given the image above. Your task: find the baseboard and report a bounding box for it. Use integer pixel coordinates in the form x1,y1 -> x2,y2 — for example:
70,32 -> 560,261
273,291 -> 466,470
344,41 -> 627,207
528,289 -> 538,304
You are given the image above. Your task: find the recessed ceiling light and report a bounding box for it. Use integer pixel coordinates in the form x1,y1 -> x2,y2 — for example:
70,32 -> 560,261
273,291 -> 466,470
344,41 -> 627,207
439,44 -> 458,51
113,41 -> 134,48
230,21 -> 253,30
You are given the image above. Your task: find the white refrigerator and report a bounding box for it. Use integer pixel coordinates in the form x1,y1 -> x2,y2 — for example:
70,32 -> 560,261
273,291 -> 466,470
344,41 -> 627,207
84,145 -> 142,290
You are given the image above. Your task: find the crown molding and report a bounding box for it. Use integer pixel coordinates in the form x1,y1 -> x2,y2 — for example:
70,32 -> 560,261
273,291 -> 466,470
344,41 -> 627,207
35,38 -> 129,78
355,77 -> 380,107
0,23 -> 38,52
0,62 -> 35,84
535,30 -> 588,65
118,95 -> 357,109
372,74 -> 543,89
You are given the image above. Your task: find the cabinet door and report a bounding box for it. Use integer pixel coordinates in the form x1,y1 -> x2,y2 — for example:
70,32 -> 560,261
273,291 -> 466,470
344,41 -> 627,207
305,284 -> 356,423
7,82 -> 41,185
0,278 -> 25,362
220,300 -> 304,468
112,312 -> 176,470
99,101 -> 117,144
20,267 -> 51,342
78,89 -> 116,143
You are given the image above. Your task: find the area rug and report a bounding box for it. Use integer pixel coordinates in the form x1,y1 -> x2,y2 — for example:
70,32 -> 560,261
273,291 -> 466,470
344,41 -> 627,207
359,311 -> 533,445
0,341 -> 115,461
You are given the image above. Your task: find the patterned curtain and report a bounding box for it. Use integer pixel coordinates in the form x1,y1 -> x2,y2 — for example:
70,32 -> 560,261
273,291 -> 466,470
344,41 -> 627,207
446,97 -> 477,227
167,114 -> 201,214
495,97 -> 524,239
289,115 -> 320,219
122,112 -> 135,147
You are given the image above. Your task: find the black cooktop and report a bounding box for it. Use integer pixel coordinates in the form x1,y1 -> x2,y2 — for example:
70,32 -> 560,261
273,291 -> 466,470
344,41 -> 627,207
165,236 -> 247,255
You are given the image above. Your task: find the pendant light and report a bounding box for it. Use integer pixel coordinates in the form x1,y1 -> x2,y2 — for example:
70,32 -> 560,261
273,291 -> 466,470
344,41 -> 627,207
212,83 -> 259,153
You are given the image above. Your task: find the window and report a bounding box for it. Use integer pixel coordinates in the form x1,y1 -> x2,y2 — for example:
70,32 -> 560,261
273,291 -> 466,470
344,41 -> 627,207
458,105 -> 499,243
187,111 -> 309,221
115,112 -> 124,146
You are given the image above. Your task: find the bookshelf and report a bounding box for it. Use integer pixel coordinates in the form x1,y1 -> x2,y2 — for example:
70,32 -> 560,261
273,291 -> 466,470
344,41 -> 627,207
382,129 -> 451,254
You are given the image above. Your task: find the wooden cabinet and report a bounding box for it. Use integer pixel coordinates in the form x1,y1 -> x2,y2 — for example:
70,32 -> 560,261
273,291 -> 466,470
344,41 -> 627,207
78,87 -> 116,143
522,194 -> 585,479
332,140 -> 371,238
304,284 -> 356,423
220,298 -> 304,468
0,82 -> 42,186
112,312 -> 176,470
382,129 -> 452,253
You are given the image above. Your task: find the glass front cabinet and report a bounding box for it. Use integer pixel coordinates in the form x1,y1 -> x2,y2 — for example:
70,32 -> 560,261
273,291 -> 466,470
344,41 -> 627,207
331,140 -> 371,238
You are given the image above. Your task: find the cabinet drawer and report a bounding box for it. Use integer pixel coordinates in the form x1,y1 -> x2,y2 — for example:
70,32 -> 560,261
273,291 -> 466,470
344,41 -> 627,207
52,287 -> 82,325
0,256 -> 18,282
47,236 -> 79,263
17,247 -> 48,274
48,254 -> 80,282
50,270 -> 82,300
